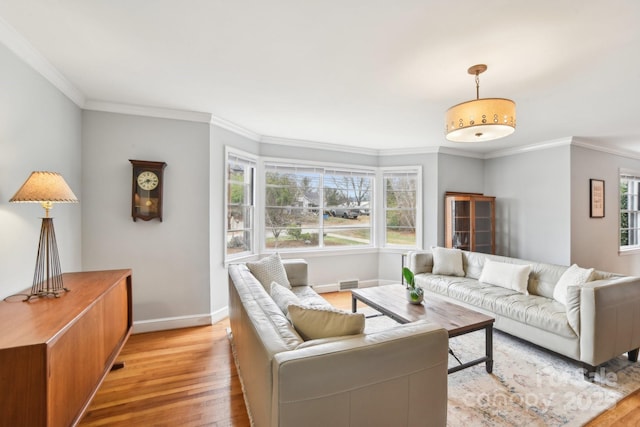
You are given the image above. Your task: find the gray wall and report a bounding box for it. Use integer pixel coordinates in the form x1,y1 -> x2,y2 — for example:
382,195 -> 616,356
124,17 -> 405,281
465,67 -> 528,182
570,144 -> 640,274
437,153 -> 485,246
81,111 -> 211,328
485,145 -> 571,264
0,43 -> 82,299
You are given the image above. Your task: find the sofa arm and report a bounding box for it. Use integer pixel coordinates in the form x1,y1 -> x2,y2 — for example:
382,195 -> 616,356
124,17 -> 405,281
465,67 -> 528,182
579,276 -> 640,366
407,250 -> 434,275
271,321 -> 448,427
283,259 -> 308,286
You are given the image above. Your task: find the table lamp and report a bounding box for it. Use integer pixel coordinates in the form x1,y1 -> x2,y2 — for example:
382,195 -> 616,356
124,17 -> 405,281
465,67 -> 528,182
9,171 -> 78,300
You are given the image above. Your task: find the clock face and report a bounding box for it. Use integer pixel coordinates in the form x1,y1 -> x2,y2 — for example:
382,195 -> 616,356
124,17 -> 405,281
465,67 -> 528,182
137,171 -> 159,191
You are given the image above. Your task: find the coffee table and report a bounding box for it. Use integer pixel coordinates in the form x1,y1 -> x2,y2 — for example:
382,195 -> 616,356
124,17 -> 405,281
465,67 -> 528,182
351,284 -> 495,374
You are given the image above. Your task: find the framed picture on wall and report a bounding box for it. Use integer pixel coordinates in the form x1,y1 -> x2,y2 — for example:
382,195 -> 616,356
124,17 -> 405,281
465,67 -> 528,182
590,179 -> 605,218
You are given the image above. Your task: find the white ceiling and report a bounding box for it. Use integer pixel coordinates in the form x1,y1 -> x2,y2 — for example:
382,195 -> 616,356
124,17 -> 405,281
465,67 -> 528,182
1,1 -> 640,155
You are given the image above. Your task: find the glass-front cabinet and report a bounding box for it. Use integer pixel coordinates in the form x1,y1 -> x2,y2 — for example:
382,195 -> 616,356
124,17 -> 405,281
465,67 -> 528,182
445,192 -> 495,254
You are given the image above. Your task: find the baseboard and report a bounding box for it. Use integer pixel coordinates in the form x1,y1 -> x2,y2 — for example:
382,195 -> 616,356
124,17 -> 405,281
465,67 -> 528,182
312,279 -> 380,294
132,307 -> 228,333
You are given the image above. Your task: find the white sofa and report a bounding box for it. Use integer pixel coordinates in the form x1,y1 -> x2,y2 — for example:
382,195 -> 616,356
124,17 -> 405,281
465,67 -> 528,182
228,257 -> 449,427
408,248 -> 640,378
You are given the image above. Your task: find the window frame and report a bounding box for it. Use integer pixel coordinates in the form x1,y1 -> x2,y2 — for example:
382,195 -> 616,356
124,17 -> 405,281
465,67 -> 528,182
381,166 -> 422,249
224,147 -> 257,261
260,158 -> 376,253
619,169 -> 640,254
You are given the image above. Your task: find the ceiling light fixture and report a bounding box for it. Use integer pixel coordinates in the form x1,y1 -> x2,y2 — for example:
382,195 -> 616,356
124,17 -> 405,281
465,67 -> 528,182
445,64 -> 516,142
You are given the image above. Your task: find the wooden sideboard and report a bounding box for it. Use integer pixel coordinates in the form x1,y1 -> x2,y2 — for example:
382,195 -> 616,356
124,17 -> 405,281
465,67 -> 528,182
0,269 -> 133,427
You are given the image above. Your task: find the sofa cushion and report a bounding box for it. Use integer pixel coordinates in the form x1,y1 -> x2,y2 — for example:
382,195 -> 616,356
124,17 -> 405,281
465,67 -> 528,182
431,247 -> 465,277
290,285 -> 333,308
419,275 -> 576,338
553,264 -> 595,305
270,281 -> 301,316
479,260 -> 531,295
288,304 -> 365,341
247,253 -> 291,291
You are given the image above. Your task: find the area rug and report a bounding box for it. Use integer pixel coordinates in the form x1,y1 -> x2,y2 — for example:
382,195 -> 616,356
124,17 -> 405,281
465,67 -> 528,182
363,310 -> 640,426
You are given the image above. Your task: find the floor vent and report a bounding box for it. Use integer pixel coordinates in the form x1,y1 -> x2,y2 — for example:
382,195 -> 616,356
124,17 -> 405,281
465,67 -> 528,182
339,279 -> 359,290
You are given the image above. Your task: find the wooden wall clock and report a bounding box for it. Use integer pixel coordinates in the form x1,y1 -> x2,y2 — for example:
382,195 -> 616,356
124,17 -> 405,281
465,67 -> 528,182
129,159 -> 167,222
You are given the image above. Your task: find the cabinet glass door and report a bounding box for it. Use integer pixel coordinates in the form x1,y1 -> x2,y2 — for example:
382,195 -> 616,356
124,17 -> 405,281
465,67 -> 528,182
474,200 -> 493,253
451,200 -> 471,250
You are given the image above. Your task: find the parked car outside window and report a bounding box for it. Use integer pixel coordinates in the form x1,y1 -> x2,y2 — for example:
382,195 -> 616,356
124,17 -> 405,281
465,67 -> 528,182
330,207 -> 359,219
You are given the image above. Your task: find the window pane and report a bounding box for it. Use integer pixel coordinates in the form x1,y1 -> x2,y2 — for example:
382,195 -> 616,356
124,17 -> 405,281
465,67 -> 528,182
324,227 -> 371,246
264,163 -> 374,250
384,170 -> 419,248
226,151 -> 255,259
227,231 -> 252,254
620,173 -> 640,249
265,227 -> 321,249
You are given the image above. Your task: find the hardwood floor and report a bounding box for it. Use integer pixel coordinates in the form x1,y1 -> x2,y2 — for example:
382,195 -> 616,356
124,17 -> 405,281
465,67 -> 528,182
79,320 -> 250,427
80,291 -> 639,426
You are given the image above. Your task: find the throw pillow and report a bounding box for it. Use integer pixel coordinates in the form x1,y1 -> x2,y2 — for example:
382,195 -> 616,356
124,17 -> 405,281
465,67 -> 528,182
553,264 -> 595,305
479,260 -> 531,295
288,304 -> 365,341
270,281 -> 300,316
247,253 -> 291,292
431,247 -> 465,277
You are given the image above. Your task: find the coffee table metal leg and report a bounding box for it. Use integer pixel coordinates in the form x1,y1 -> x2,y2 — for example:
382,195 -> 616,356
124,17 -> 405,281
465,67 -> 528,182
486,324 -> 494,373
351,294 -> 357,313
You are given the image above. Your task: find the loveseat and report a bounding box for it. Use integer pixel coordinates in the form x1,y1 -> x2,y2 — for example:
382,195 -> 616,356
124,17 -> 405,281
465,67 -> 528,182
228,254 -> 449,427
407,247 -> 640,377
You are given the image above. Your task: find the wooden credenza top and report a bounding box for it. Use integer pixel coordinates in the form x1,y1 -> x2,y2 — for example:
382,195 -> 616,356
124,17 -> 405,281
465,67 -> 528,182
0,269 -> 132,349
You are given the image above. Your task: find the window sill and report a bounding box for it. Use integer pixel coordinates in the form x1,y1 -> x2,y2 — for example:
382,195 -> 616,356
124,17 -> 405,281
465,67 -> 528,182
619,247 -> 640,256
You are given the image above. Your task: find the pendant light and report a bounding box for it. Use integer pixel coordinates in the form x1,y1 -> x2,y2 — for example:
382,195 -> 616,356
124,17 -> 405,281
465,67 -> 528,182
445,64 -> 516,142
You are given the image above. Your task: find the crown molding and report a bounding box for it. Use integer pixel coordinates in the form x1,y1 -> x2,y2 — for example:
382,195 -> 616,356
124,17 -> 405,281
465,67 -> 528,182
437,146 -> 486,159
571,137 -> 640,161
483,137 -> 573,159
260,135 -> 380,156
84,100 -> 212,123
211,115 -> 261,141
377,145 -> 440,156
0,16 -> 85,107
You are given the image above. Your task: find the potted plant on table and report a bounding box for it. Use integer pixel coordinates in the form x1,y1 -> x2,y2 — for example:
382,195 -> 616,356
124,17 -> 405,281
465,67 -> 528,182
402,267 -> 424,304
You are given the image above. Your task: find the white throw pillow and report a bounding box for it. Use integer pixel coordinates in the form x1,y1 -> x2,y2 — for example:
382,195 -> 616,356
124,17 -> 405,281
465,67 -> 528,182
431,247 -> 465,277
270,281 -> 300,316
288,304 -> 365,341
247,253 -> 291,292
553,264 -> 595,305
479,260 -> 531,295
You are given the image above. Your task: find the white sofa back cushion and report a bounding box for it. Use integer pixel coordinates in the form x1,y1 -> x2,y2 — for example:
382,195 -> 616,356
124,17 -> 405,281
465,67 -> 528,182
479,259 -> 532,295
553,264 -> 595,305
247,253 -> 291,291
270,281 -> 301,316
431,247 -> 465,277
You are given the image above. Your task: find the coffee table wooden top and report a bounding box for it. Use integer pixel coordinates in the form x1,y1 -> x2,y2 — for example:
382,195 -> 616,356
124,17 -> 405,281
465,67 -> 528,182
351,284 -> 494,337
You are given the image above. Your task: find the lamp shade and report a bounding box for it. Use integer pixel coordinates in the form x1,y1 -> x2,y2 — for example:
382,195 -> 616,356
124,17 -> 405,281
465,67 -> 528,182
445,98 -> 516,142
10,171 -> 78,204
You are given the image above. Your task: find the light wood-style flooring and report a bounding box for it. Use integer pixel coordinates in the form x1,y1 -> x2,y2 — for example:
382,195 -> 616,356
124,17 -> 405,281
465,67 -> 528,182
80,291 -> 640,426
